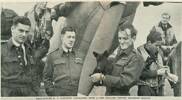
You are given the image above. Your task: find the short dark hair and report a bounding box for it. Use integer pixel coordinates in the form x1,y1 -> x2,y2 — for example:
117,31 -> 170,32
61,26 -> 76,35
161,12 -> 171,19
147,30 -> 162,43
13,16 -> 31,26
118,24 -> 137,38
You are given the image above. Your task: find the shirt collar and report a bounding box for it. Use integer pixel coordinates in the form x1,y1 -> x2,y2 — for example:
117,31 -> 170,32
59,45 -> 74,56
12,38 -> 21,47
7,38 -> 28,51
118,44 -> 134,56
158,21 -> 172,29
62,45 -> 72,53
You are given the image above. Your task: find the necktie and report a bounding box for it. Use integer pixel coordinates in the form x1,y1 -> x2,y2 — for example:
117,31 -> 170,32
16,45 -> 27,66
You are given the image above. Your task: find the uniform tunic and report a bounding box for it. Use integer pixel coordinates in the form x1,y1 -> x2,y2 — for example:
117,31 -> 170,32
1,38 -> 39,96
103,45 -> 144,96
43,46 -> 83,96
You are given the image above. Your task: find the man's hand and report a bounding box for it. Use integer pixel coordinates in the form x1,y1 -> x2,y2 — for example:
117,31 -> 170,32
157,68 -> 168,75
166,73 -> 178,84
91,73 -> 105,83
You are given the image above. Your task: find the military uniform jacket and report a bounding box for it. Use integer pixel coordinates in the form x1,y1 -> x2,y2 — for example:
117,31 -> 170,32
103,45 -> 144,96
151,22 -> 177,46
43,46 -> 83,96
1,38 -> 38,89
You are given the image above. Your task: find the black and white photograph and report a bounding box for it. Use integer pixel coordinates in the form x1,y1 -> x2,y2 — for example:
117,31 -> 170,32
0,0 -> 182,99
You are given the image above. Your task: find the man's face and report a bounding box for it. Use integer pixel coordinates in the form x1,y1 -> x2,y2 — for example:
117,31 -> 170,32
62,31 -> 76,49
161,14 -> 170,24
118,29 -> 134,50
152,40 -> 163,48
11,23 -> 30,44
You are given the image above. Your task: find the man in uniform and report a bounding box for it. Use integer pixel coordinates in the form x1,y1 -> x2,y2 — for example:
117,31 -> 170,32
151,12 -> 177,65
91,24 -> 144,96
1,16 -> 39,96
43,27 -> 83,96
137,31 -> 167,96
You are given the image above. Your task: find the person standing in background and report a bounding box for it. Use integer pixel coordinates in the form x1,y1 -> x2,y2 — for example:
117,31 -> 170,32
151,12 -> 177,65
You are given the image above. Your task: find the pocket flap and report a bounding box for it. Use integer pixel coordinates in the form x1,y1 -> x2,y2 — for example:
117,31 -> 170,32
53,59 -> 66,64
115,59 -> 128,67
3,57 -> 18,62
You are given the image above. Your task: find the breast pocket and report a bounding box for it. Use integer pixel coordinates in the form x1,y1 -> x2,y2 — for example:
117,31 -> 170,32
72,57 -> 83,79
3,57 -> 18,63
2,57 -> 21,75
53,59 -> 67,77
113,60 -> 128,76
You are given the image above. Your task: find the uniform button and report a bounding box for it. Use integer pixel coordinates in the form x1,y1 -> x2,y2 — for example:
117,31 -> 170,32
18,55 -> 22,58
20,62 -> 23,66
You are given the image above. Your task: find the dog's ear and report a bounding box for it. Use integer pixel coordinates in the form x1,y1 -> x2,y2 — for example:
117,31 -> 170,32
93,51 -> 99,58
103,50 -> 109,57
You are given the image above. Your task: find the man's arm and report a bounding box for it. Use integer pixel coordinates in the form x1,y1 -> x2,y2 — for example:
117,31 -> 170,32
103,55 -> 144,88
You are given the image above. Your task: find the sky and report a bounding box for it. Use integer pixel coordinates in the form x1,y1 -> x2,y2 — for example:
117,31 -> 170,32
1,2 -> 182,48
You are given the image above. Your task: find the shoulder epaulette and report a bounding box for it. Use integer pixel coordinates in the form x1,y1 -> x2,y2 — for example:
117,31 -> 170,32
47,47 -> 59,55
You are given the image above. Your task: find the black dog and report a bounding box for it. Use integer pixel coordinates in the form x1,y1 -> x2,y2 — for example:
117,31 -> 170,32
92,50 -> 113,86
